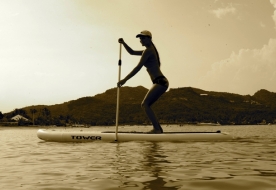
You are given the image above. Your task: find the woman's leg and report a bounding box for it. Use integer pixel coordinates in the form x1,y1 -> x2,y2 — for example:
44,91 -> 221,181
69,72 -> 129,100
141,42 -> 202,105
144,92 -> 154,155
141,84 -> 167,132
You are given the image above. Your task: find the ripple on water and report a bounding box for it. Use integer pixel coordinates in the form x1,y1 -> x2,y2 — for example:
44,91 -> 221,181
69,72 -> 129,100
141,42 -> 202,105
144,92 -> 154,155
0,126 -> 276,190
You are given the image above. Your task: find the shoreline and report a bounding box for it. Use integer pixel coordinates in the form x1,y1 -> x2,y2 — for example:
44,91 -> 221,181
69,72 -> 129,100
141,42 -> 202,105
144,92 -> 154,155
1,123 -> 275,128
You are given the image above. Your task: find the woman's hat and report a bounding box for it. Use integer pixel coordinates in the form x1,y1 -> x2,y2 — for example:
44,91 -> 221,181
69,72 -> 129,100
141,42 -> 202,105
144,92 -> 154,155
136,30 -> 152,38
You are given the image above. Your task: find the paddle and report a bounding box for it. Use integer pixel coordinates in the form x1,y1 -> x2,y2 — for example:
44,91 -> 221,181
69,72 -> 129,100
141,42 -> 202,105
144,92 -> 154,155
115,43 -> 122,141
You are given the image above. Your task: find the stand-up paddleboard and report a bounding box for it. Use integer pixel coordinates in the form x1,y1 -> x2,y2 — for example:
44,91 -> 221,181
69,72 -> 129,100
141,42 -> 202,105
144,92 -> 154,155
37,129 -> 233,142
37,44 -> 234,143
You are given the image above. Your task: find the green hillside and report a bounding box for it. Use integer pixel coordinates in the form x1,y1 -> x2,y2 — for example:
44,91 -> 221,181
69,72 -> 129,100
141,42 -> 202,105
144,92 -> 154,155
2,86 -> 276,126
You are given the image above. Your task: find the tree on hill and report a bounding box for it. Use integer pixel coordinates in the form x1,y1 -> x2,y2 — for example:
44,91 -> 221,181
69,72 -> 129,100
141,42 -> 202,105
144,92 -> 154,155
0,111 -> 3,120
13,109 -> 28,117
36,107 -> 52,125
30,108 -> 37,125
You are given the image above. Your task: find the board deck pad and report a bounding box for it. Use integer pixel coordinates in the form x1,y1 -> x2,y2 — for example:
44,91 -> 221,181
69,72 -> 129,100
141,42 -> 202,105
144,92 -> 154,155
102,130 -> 222,134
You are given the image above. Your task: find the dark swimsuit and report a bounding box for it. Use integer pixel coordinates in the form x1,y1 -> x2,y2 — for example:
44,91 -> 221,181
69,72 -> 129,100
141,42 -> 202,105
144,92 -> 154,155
152,76 -> 169,88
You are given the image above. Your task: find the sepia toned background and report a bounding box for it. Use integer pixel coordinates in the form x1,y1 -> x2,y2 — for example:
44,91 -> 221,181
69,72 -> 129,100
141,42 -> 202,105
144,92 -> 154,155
1,0 -> 276,113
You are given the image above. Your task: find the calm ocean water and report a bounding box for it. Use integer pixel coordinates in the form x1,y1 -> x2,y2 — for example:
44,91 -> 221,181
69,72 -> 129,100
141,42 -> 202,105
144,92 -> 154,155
0,125 -> 275,190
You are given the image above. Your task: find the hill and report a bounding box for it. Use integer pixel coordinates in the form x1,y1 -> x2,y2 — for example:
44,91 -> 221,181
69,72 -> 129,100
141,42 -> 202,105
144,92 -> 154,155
253,89 -> 276,108
2,86 -> 276,126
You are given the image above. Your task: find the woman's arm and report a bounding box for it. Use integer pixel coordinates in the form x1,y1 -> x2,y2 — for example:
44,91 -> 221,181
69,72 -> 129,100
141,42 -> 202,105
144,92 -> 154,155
117,50 -> 150,87
119,38 -> 143,56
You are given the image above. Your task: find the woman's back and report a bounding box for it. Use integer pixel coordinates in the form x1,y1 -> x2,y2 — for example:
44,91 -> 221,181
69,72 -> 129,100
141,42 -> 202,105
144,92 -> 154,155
142,47 -> 164,81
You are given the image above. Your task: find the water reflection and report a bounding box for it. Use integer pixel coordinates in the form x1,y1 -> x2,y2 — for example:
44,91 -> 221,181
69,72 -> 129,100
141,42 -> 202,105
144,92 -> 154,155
112,142 -> 178,190
141,142 -> 177,190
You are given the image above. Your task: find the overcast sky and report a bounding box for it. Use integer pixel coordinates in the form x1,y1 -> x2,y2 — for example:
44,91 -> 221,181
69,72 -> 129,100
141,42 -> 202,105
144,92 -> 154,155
1,0 -> 276,113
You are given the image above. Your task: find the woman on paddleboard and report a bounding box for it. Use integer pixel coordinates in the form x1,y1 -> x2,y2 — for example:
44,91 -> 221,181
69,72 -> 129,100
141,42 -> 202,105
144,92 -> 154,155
117,30 -> 169,134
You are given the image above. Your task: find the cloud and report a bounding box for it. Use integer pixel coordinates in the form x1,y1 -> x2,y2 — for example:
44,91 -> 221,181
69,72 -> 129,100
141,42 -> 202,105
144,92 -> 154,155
271,0 -> 276,27
198,39 -> 276,95
260,22 -> 266,28
198,2 -> 276,95
209,5 -> 236,19
271,0 -> 276,7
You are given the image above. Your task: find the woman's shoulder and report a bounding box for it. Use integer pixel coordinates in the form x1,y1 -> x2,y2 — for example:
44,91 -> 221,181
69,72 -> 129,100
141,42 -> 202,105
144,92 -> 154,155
143,47 -> 155,55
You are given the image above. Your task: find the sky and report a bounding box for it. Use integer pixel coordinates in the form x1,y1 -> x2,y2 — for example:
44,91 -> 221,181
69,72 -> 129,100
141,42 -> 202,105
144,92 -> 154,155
1,0 -> 276,113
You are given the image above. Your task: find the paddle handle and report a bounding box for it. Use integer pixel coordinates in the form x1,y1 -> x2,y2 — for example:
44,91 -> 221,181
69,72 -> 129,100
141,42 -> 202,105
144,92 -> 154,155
115,43 -> 122,141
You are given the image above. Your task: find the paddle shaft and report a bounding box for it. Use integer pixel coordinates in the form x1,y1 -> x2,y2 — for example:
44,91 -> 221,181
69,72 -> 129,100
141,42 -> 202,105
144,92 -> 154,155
115,43 -> 122,141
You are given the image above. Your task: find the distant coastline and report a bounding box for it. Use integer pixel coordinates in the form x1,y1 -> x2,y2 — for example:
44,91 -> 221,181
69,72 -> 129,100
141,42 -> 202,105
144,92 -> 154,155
1,86 -> 276,126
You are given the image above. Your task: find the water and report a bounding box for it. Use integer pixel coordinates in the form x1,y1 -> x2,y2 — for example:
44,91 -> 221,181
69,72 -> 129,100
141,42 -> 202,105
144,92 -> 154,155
0,125 -> 276,190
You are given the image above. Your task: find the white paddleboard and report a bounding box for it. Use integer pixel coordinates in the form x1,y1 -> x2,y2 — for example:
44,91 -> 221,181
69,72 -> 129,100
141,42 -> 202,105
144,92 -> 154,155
37,129 -> 233,142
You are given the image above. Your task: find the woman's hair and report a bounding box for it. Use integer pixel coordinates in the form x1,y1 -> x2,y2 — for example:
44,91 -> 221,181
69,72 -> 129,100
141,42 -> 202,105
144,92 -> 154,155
151,42 -> 161,67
